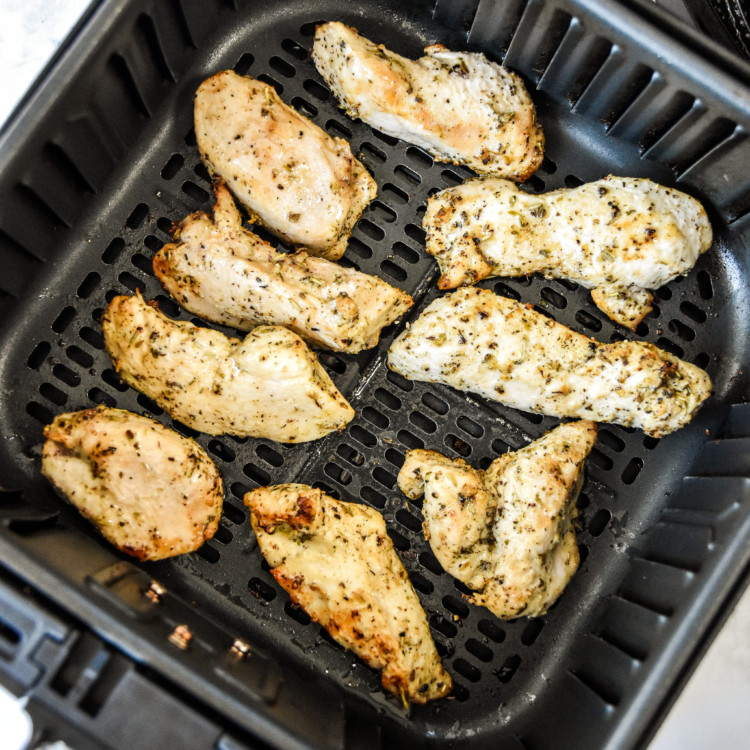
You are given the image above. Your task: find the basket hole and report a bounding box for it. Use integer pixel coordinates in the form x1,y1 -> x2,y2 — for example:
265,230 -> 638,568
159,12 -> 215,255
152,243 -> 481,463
441,169 -> 462,186
397,429 -> 423,450
495,654 -> 521,683
257,73 -> 283,94
26,401 -> 53,425
156,217 -> 174,236
478,619 -> 505,643
101,237 -> 125,265
541,287 -> 567,309
363,406 -> 389,429
372,466 -> 396,489
337,443 -> 364,467
299,20 -> 324,36
255,444 -> 283,467
380,260 -> 407,282
394,164 -> 421,186
370,201 -> 397,223
182,180 -> 209,203
88,388 -> 115,407
521,619 -> 544,646
453,658 -> 481,682
430,615 -> 456,638
208,440 -> 235,463
693,352 -> 710,369
577,311 -> 600,334
451,681 -> 470,701
404,223 -> 426,245
101,369 -> 128,392
346,237 -> 372,260
223,501 -> 245,525
79,327 -> 104,350
621,457 -> 643,485
360,485 -> 386,509
589,448 -> 613,471
325,462 -> 352,486
406,146 -> 433,167
143,235 -> 162,253
52,307 -> 76,334
396,509 -> 422,533
370,127 -> 398,145
525,174 -> 545,192
160,153 -> 184,180
410,572 -> 434,595
385,448 -> 405,468
388,527 -> 410,551
494,282 -> 520,301
285,602 -> 311,625
358,142 -> 386,163
291,96 -> 317,118
39,382 -> 67,406
248,577 -> 276,601
598,429 -> 625,452
382,183 -> 409,205
518,410 -> 544,425
281,38 -> 307,60
443,595 -> 470,619
421,392 -> 448,415
196,544 -> 220,563
233,52 -> 254,75
564,174 -> 584,188
357,219 -> 384,241
456,416 -> 483,438
127,203 -> 149,229
419,551 -> 444,576
655,337 -> 684,358
541,157 -> 557,174
696,271 -> 713,300
386,370 -> 414,391
588,508 -> 611,537
318,351 -> 346,374
446,434 -> 471,457
27,342 -> 51,370
392,242 -> 420,264
77,272 -> 100,300
349,424 -> 377,448
213,526 -> 233,545
325,119 -> 351,139
243,462 -> 271,486
409,410 -> 436,434
131,253 -> 155,277
302,79 -> 328,101
668,319 -> 695,342
118,272 -> 141,293
136,393 -> 163,416
269,56 -> 296,78
466,638 -> 493,662
679,300 -> 707,323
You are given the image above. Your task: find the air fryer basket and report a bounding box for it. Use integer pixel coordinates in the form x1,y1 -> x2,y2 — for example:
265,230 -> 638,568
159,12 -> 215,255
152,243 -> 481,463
2,0 -> 750,748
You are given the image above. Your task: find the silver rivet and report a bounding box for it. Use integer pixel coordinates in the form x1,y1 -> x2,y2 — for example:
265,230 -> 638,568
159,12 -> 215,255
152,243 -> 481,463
145,580 -> 166,604
169,624 -> 192,650
230,638 -> 251,659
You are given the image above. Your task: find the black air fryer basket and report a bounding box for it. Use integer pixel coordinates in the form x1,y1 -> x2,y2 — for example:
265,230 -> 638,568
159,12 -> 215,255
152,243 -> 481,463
2,0 -> 750,748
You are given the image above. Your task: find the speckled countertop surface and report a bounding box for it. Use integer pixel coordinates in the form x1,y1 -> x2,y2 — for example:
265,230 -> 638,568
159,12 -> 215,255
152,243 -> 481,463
0,2 -> 748,748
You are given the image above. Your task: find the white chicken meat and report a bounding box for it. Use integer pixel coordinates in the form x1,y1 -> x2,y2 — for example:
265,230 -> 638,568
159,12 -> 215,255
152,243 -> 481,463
246,484 -> 452,703
398,420 -> 597,619
101,293 -> 354,442
194,70 -> 376,260
387,287 -> 711,437
154,182 -> 412,352
42,406 -> 223,561
312,22 -> 544,180
424,175 -> 712,329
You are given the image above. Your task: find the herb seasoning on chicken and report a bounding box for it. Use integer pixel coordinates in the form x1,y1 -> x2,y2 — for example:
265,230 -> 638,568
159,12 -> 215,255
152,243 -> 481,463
399,421 -> 597,619
154,183 -> 412,352
246,484 -> 452,703
387,287 -> 711,437
312,22 -> 543,180
102,293 -> 354,442
424,175 -> 712,329
194,70 -> 376,260
42,406 -> 223,561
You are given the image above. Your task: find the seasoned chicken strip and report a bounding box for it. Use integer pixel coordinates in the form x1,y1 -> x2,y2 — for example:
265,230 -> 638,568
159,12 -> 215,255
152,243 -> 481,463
312,22 -> 543,180
398,421 -> 596,619
246,484 -> 452,703
194,70 -> 376,260
154,183 -> 412,352
101,293 -> 354,442
387,288 -> 711,437
424,176 -> 712,329
42,406 -> 222,561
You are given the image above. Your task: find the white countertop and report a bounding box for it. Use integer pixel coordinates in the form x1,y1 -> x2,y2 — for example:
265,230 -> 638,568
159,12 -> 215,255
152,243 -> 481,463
1,2 -> 748,748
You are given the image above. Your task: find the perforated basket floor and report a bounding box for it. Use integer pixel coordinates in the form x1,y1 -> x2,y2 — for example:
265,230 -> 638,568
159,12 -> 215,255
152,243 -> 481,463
2,0 -> 750,748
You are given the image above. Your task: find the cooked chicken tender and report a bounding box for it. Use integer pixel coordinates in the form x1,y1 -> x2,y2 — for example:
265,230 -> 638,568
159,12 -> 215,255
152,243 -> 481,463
101,293 -> 354,442
42,406 -> 222,561
194,70 -> 376,260
387,288 -> 711,437
246,484 -> 452,703
312,22 -> 543,180
398,421 -> 596,619
424,176 -> 712,329
154,183 -> 412,352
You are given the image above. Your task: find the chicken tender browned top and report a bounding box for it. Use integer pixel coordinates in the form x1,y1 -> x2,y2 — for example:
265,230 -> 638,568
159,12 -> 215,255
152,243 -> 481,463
42,406 -> 222,561
246,484 -> 452,703
424,176 -> 712,329
388,287 -> 711,437
194,70 -> 376,260
312,22 -> 543,180
399,421 -> 597,619
154,183 -> 412,353
102,293 -> 354,442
